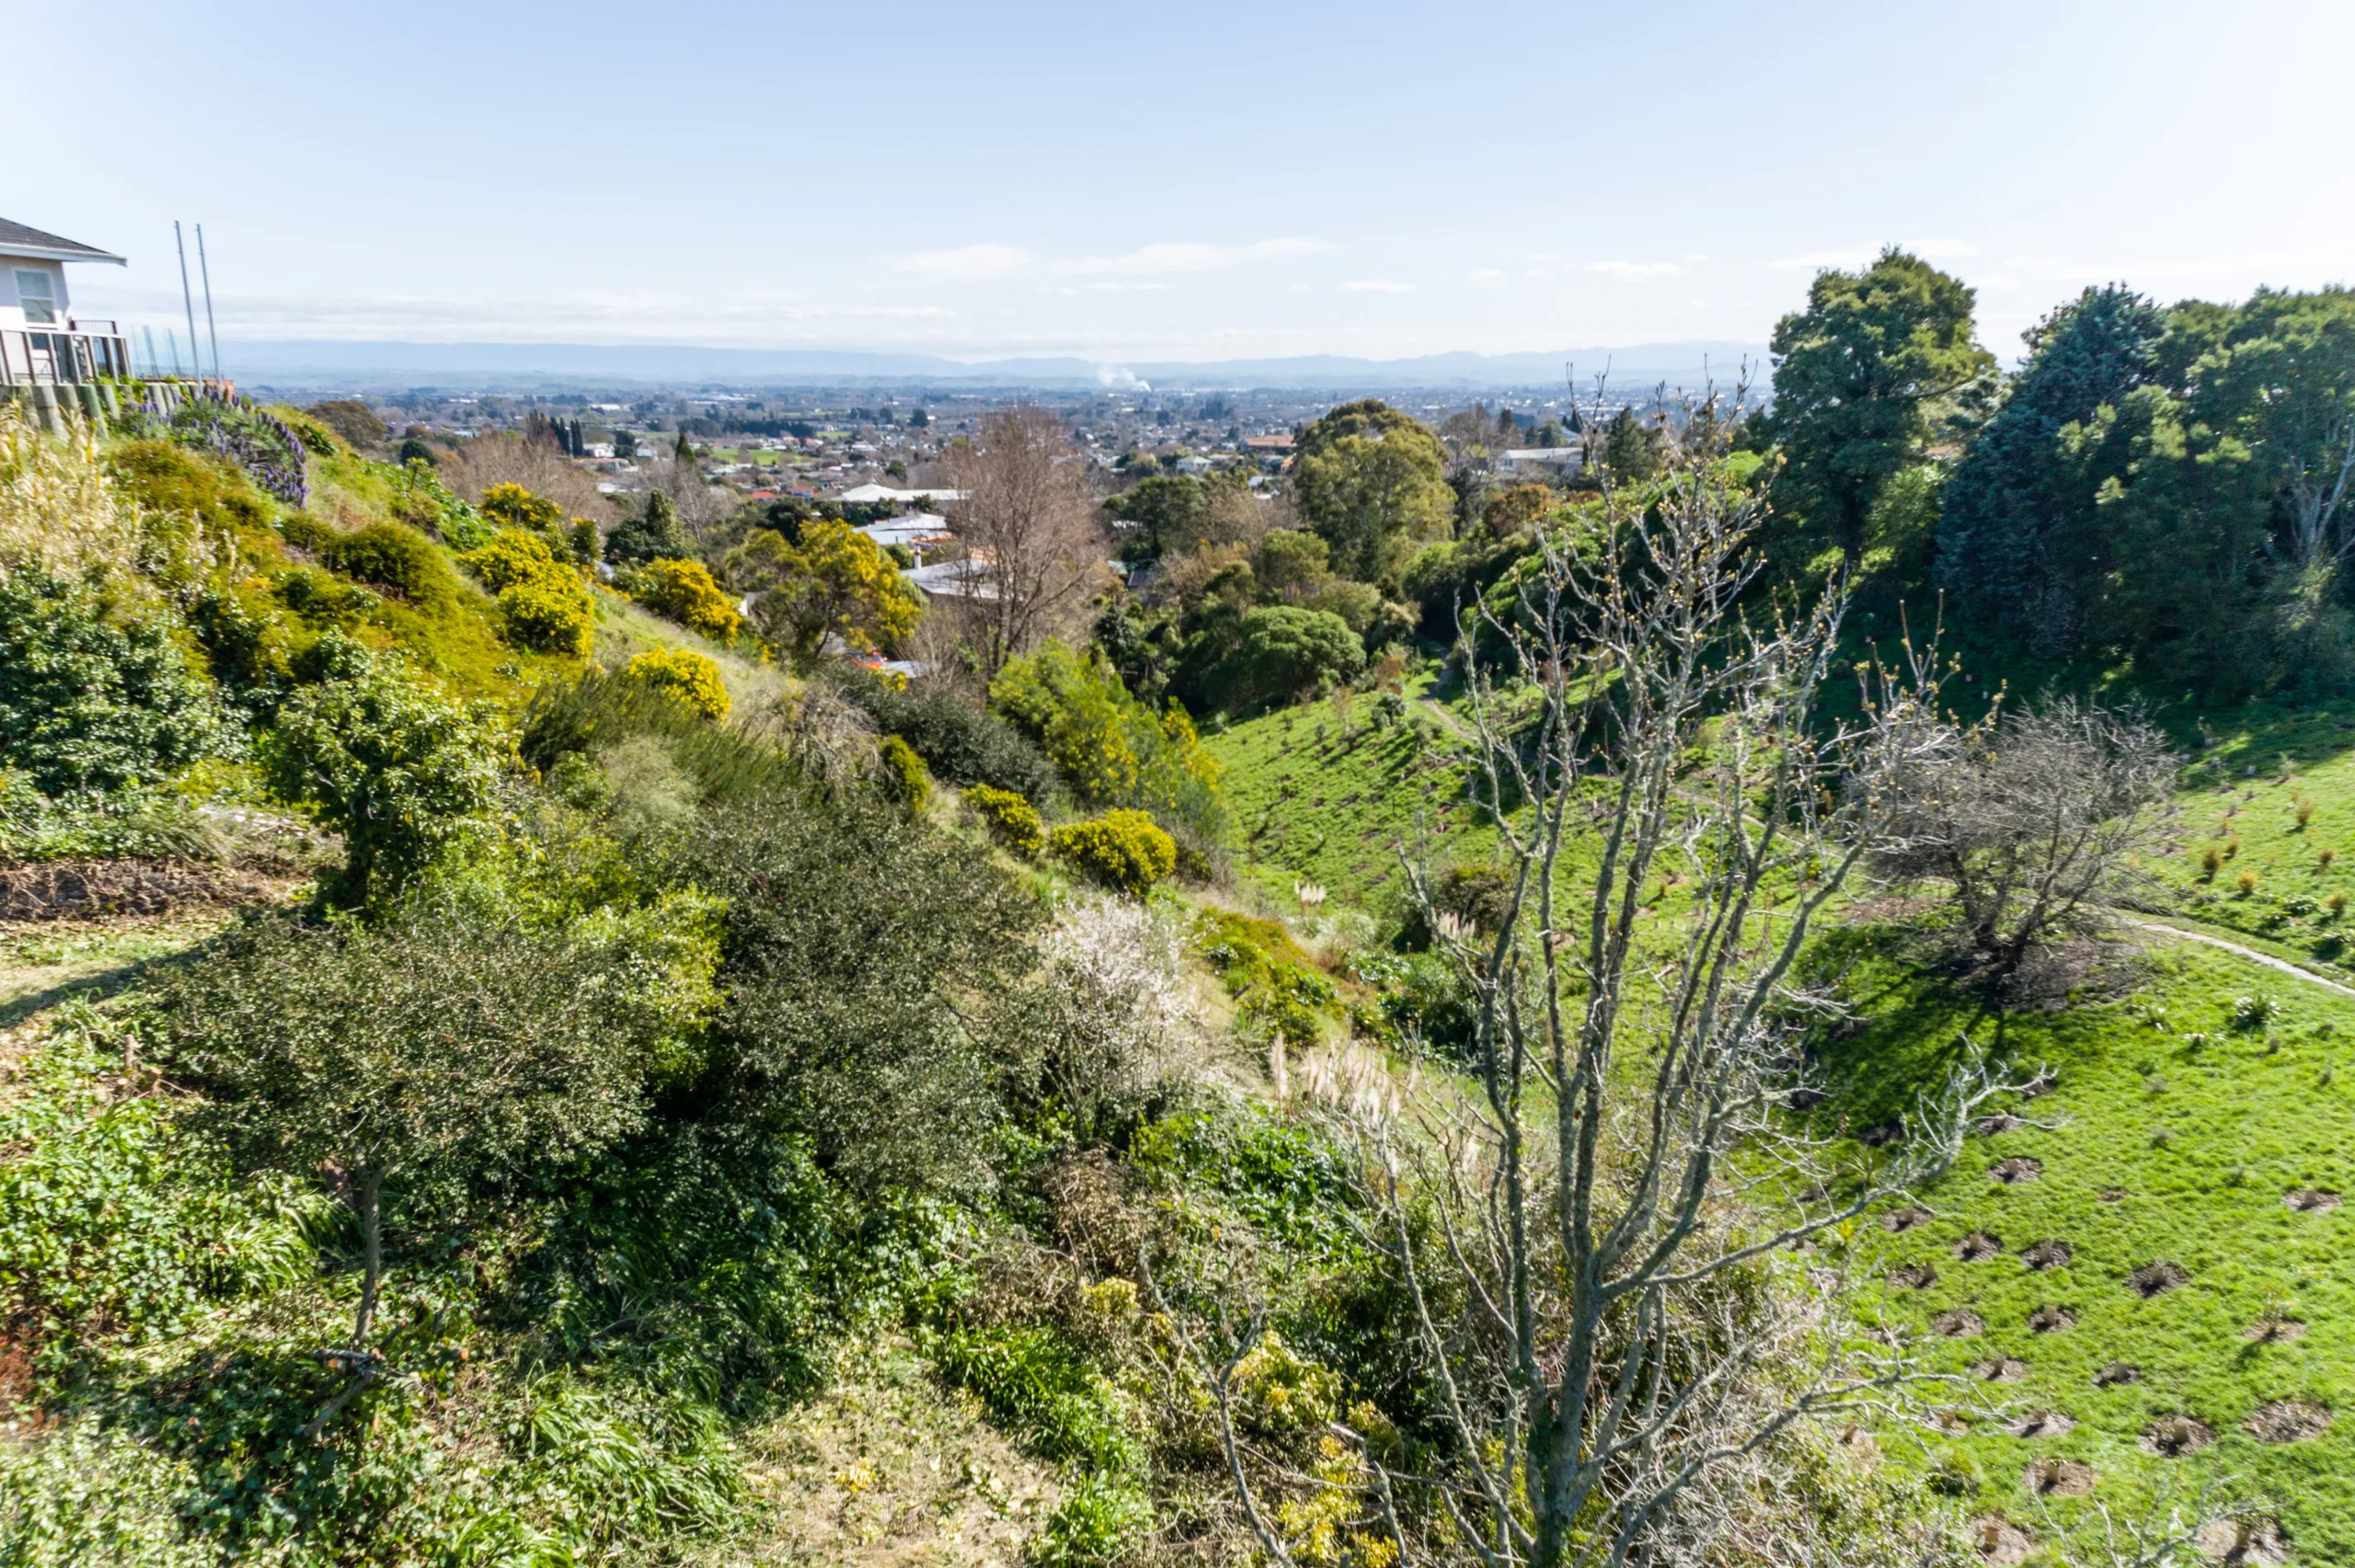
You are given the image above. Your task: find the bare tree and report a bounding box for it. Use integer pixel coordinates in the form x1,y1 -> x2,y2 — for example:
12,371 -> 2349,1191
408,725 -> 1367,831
946,406 -> 1109,678
1186,406 -> 2003,1568
445,430 -> 616,522
1874,695 -> 2177,980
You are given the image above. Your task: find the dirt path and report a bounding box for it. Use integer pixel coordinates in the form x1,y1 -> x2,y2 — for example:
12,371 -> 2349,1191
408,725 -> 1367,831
2123,917 -> 2355,1000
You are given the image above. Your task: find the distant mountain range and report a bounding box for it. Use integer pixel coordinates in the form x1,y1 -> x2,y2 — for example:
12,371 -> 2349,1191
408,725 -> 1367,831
224,339 -> 1771,394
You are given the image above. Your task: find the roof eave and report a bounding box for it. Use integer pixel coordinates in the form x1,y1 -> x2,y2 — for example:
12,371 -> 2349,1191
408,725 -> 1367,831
0,244 -> 127,266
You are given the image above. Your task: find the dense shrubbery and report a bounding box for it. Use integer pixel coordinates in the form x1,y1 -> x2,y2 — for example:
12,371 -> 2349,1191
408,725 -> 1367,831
878,734 -> 930,816
258,634 -> 504,909
604,491 -> 688,567
993,640 -> 1224,843
727,519 -> 919,657
1205,604 -> 1364,709
0,567 -> 236,796
1050,809 -> 1177,896
965,782 -> 1046,856
838,671 -> 1061,801
314,521 -> 458,610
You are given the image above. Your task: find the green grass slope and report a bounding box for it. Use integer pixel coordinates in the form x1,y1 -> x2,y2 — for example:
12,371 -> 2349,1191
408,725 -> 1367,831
1826,933 -> 2355,1557
1204,675 -> 1494,909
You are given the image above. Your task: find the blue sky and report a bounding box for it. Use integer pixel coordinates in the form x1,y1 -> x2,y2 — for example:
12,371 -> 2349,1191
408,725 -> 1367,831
26,0 -> 2355,363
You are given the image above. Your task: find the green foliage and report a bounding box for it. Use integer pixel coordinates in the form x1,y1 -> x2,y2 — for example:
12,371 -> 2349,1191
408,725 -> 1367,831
628,555 -> 746,642
878,734 -> 931,817
387,458 -> 491,550
313,521 -> 457,610
726,521 -> 918,657
966,783 -> 1046,857
102,439 -> 274,540
0,565 -> 236,796
1291,399 -> 1455,582
1765,246 -> 1994,565
605,491 -> 689,567
929,1325 -> 1139,1473
150,897 -> 703,1338
992,640 -> 1225,842
1106,473 -> 1210,564
1595,405 -> 1669,484
837,672 -> 1060,802
1050,810 -> 1177,896
627,646 -> 731,721
522,667 -> 798,809
1195,907 -> 1337,1049
1207,605 -> 1365,712
0,1008 -> 318,1373
1033,1473 -> 1155,1568
692,795 -> 1040,1193
1937,284 -> 2168,644
259,634 -> 505,909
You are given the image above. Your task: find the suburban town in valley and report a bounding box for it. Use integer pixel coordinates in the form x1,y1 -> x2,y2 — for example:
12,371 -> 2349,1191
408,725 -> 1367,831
9,4 -> 2355,1565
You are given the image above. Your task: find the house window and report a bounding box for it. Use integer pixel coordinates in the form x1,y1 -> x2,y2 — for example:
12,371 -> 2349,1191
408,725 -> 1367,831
14,269 -> 56,325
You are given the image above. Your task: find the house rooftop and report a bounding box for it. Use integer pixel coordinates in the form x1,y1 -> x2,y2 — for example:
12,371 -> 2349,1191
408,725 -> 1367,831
0,219 -> 125,265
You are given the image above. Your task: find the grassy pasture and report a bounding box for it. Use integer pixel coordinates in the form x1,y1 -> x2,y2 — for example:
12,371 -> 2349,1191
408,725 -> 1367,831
1823,932 -> 2355,1557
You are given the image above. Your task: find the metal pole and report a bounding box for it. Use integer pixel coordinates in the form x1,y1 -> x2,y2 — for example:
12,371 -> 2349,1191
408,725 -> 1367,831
167,327 -> 182,378
195,223 -> 222,384
143,325 -> 157,377
174,223 -> 201,387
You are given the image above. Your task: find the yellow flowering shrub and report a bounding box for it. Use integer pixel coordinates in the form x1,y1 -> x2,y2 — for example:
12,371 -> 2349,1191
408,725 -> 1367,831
478,481 -> 564,533
626,647 -> 729,721
725,521 -> 918,656
630,556 -> 744,642
878,735 -> 930,816
1049,809 -> 1176,896
462,529 -> 592,657
964,784 -> 1045,857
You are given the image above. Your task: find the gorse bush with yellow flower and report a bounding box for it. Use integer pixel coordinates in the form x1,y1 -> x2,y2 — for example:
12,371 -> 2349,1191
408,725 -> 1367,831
964,783 -> 1045,857
625,647 -> 731,721
463,528 -> 593,657
628,556 -> 745,643
1050,809 -> 1177,896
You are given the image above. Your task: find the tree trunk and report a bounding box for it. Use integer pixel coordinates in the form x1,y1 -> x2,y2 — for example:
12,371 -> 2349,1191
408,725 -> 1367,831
352,1166 -> 384,1347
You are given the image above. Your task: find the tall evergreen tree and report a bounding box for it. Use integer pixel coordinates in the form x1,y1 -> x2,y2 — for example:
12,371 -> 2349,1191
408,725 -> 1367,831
1936,286 -> 2167,648
1764,248 -> 1993,567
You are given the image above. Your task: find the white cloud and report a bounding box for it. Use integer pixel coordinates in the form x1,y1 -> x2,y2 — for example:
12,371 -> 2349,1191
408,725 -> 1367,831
1340,280 -> 1415,293
1056,238 -> 1326,277
1468,268 -> 1508,286
1912,238 -> 1981,261
1590,259 -> 1683,278
1084,280 -> 1173,292
895,244 -> 1036,280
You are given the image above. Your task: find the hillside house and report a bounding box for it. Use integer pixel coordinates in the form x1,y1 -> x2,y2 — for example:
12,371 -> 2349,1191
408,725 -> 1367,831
0,219 -> 131,386
1496,447 -> 1582,480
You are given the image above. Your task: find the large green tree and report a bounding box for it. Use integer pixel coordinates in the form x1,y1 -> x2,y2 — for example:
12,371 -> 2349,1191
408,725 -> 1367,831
1936,285 -> 2168,647
1765,247 -> 1994,567
1291,400 -> 1454,583
1106,474 -> 1207,565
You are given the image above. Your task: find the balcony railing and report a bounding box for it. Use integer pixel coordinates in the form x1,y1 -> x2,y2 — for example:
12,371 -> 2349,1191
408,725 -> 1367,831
0,319 -> 133,386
